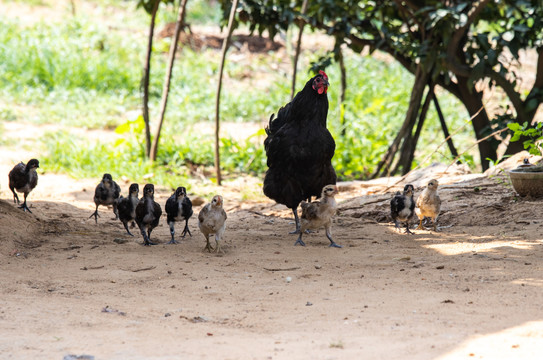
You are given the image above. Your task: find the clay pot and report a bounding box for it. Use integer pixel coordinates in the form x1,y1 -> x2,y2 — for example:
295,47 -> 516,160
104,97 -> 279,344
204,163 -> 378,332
508,169 -> 543,197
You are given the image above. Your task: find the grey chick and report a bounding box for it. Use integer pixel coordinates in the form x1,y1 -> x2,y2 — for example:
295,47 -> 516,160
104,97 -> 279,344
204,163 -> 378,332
117,183 -> 139,236
294,185 -> 341,248
135,184 -> 162,246
8,158 -> 40,213
89,173 -> 121,223
165,186 -> 193,244
416,179 -> 441,231
390,184 -> 415,234
198,195 -> 227,253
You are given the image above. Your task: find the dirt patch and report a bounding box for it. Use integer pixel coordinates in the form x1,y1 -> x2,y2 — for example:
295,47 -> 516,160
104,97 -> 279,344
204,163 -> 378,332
159,23 -> 283,53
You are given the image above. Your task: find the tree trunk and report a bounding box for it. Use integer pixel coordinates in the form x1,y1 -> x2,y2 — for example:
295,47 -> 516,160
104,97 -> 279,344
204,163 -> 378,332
456,76 -> 497,170
70,0 -> 76,16
371,65 -> 429,178
214,0 -> 239,185
433,93 -> 459,160
290,0 -> 309,100
142,0 -> 160,158
150,0 -> 189,162
394,82 -> 434,175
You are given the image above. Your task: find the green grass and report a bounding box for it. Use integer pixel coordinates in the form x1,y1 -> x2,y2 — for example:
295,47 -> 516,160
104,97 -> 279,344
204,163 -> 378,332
0,0 -> 473,187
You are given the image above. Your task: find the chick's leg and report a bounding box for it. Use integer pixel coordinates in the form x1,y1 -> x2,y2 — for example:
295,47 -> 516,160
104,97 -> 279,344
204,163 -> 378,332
123,221 -> 134,236
112,202 -> 119,220
432,216 -> 439,232
325,225 -> 342,248
214,232 -> 223,254
394,219 -> 401,232
181,219 -> 192,237
404,221 -> 414,235
141,226 -> 156,246
19,193 -> 32,213
416,217 -> 424,230
203,234 -> 214,252
10,188 -> 20,204
167,221 -> 178,244
89,204 -> 100,224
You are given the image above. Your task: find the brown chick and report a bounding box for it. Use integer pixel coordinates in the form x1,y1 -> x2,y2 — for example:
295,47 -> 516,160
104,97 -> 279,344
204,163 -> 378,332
198,195 -> 227,253
415,179 -> 441,231
294,185 -> 341,248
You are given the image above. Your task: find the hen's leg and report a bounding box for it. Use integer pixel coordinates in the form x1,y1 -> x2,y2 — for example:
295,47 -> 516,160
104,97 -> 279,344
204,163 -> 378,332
289,207 -> 301,234
294,231 -> 306,246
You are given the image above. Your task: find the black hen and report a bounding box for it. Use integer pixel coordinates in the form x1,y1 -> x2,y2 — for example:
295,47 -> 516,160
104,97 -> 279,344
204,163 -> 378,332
390,184 -> 415,234
8,159 -> 40,213
89,173 -> 121,223
135,184 -> 162,246
263,70 -> 336,233
117,183 -> 139,236
165,186 -> 193,244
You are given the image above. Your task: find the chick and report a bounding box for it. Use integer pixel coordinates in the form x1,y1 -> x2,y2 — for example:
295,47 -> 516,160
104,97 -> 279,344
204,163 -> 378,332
390,184 -> 415,234
416,179 -> 441,231
135,184 -> 162,246
165,186 -> 193,244
294,185 -> 341,248
117,183 -> 139,236
89,173 -> 121,223
8,159 -> 40,213
198,195 -> 227,253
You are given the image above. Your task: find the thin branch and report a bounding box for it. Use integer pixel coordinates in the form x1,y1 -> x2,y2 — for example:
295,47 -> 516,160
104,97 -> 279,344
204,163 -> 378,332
215,0 -> 240,185
150,0 -> 188,161
381,105 -> 486,193
444,127 -> 509,173
290,0 -> 309,100
141,0 -> 161,158
392,0 -> 425,40
264,267 -> 301,272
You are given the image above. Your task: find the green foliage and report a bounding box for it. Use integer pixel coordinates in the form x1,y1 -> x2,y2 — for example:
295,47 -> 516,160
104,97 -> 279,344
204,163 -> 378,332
508,122 -> 543,156
220,0 -> 543,168
2,0 -> 472,186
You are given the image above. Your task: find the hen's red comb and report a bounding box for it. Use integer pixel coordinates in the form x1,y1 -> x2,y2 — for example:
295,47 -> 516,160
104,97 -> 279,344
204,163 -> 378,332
319,70 -> 328,80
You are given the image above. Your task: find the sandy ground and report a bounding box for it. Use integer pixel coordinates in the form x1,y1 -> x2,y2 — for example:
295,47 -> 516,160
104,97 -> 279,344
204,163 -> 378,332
1,146 -> 543,360
2,2 -> 543,358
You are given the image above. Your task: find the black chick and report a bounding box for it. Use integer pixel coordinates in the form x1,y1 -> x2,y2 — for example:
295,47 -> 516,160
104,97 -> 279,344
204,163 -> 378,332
117,183 -> 139,236
135,184 -> 162,246
8,158 -> 40,213
89,173 -> 121,223
263,70 -> 336,234
390,184 -> 415,234
165,186 -> 193,244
